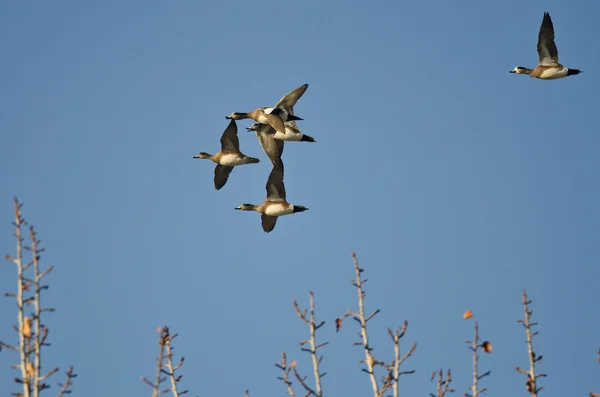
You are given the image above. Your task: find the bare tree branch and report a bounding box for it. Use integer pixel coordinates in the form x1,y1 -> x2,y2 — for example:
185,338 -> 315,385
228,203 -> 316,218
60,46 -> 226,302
342,252 -> 415,397
2,198 -> 74,396
464,322 -> 490,397
292,291 -> 327,397
30,225 -> 46,397
7,198 -> 31,397
142,327 -> 169,397
292,366 -> 317,396
515,290 -> 546,397
387,322 -> 417,397
56,366 -> 76,397
141,327 -> 188,397
430,369 -> 454,397
347,252 -> 380,397
275,352 -> 296,397
163,328 -> 188,396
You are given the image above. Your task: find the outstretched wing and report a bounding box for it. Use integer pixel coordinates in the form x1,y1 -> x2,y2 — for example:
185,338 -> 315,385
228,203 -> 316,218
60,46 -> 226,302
265,162 -> 286,201
214,164 -> 234,190
261,111 -> 287,135
220,119 -> 240,152
256,128 -> 284,165
537,12 -> 559,66
275,83 -> 309,115
261,214 -> 278,233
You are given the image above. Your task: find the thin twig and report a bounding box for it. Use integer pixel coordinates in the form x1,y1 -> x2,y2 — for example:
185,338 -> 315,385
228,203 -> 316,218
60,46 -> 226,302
56,366 -> 76,397
30,226 -> 43,397
515,290 -> 546,397
292,366 -> 317,396
387,322 -> 417,397
142,327 -> 188,397
430,369 -> 454,397
163,329 -> 188,396
342,252 -> 415,397
293,291 -> 327,397
142,327 -> 169,397
349,252 -> 380,397
465,322 -> 490,397
2,198 -> 74,396
275,352 -> 296,397
11,198 -> 31,397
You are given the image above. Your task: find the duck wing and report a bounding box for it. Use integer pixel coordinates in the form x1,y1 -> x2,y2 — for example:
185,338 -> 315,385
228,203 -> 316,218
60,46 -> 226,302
261,214 -> 278,233
265,162 -> 286,201
537,12 -> 559,66
275,83 -> 309,115
220,119 -> 240,153
214,164 -> 234,190
260,111 -> 287,135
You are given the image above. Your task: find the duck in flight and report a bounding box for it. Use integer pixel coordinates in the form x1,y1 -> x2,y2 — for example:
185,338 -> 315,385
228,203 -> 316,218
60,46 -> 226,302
510,12 -> 582,79
235,161 -> 308,233
193,119 -> 259,190
226,107 -> 303,136
247,83 -> 316,165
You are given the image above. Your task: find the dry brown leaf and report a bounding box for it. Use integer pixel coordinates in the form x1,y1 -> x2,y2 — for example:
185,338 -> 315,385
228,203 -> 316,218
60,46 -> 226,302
366,354 -> 375,367
290,360 -> 297,369
26,361 -> 34,378
463,310 -> 473,320
482,341 -> 492,353
23,317 -> 31,338
335,317 -> 342,333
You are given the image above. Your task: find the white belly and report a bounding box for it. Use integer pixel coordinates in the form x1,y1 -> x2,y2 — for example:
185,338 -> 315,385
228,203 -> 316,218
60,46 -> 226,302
265,203 -> 294,216
273,126 -> 303,141
219,153 -> 246,166
539,67 -> 568,80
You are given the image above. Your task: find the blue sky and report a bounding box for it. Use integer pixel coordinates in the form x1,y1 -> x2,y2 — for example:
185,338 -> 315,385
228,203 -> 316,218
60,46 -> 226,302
1,0 -> 598,396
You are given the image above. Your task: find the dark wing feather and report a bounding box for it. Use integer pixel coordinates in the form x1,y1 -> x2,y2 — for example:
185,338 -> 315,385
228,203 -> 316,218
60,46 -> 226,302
265,162 -> 286,201
275,83 -> 309,115
262,112 -> 286,135
537,12 -> 559,65
261,214 -> 278,233
214,164 -> 234,190
220,119 -> 240,152
256,128 -> 284,165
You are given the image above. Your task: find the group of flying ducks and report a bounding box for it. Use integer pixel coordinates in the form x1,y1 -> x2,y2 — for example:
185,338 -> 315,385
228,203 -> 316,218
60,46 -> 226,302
193,11 -> 582,233
193,83 -> 315,233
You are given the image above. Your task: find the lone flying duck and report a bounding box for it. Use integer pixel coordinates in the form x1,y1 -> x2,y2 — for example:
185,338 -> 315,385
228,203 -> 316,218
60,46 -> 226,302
510,12 -> 582,79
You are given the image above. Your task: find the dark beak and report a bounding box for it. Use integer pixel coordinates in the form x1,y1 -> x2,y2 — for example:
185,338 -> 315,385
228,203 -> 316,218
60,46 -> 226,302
509,70 -> 516,73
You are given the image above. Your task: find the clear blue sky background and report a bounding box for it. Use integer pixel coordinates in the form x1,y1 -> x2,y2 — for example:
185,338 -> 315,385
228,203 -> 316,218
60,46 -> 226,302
1,1 -> 598,396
